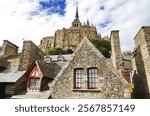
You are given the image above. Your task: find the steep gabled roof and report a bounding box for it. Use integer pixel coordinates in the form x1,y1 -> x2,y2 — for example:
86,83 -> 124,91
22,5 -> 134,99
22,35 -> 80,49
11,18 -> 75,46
0,68 -> 25,83
49,37 -> 128,97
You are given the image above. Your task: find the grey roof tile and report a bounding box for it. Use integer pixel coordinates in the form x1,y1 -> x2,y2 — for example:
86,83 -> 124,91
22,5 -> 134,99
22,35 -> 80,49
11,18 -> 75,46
0,69 -> 25,82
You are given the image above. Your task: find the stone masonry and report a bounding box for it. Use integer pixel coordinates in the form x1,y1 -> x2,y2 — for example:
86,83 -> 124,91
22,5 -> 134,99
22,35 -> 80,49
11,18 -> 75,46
110,30 -> 122,70
0,40 -> 18,58
132,26 -> 150,98
50,37 -> 129,99
18,41 -> 44,71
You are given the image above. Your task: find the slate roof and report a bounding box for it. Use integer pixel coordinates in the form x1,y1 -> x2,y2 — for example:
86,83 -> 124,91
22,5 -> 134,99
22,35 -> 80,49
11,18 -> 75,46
50,54 -> 72,61
35,60 -> 63,79
0,68 -> 25,83
122,56 -> 131,61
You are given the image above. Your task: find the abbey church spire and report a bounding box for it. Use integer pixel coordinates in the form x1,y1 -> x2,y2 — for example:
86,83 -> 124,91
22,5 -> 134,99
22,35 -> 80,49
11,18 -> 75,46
75,5 -> 79,19
72,5 -> 81,27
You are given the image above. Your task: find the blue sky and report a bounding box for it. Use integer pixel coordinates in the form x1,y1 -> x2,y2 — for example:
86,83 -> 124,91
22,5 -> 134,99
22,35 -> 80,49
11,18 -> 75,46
0,0 -> 150,52
39,0 -> 66,15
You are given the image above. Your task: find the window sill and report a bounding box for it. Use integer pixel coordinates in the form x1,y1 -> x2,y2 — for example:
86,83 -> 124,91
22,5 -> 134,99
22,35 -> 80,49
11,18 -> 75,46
72,89 -> 101,92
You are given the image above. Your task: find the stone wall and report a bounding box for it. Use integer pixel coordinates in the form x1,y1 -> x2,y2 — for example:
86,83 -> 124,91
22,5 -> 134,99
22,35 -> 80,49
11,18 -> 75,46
39,36 -> 54,52
50,38 -> 129,99
0,57 -> 9,68
18,41 -> 44,71
0,40 -> 18,58
4,83 -> 16,98
132,26 -> 150,98
54,29 -> 65,49
110,30 -> 122,70
39,25 -> 98,52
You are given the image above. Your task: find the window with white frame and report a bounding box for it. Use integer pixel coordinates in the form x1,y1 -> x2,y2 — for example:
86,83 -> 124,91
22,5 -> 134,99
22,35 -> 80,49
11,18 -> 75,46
88,68 -> 98,89
74,68 -> 83,89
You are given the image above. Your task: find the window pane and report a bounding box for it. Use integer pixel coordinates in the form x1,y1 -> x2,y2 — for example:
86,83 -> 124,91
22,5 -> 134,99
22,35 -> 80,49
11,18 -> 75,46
75,69 -> 83,89
29,78 -> 40,89
88,68 -> 98,89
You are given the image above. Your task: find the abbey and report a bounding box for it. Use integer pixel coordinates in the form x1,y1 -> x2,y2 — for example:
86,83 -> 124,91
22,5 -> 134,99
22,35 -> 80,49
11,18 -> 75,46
39,6 -> 101,52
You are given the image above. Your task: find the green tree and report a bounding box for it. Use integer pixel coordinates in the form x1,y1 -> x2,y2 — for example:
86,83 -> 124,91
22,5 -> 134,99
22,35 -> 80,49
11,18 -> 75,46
90,39 -> 111,58
44,48 -> 73,55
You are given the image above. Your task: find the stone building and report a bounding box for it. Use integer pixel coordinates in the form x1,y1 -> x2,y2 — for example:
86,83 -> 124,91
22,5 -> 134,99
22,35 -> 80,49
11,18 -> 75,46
132,26 -> 150,98
0,40 -> 45,99
11,37 -> 129,99
49,37 -> 129,99
0,69 -> 25,98
39,6 -> 99,52
0,40 -> 18,58
12,60 -> 64,99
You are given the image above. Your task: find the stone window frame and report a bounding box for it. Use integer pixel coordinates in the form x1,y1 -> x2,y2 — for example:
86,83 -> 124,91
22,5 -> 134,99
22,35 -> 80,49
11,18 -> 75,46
87,67 -> 98,89
73,68 -> 84,89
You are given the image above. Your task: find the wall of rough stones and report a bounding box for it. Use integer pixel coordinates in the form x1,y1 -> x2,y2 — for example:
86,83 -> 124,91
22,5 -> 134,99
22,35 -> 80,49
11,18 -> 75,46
50,38 -> 129,99
18,41 -> 44,71
110,31 -> 122,70
39,25 -> 98,52
0,40 -> 18,58
39,36 -> 54,52
132,26 -> 150,98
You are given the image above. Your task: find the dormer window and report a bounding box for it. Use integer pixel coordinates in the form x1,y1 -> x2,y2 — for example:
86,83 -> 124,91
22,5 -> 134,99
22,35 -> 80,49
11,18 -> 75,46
27,66 -> 41,91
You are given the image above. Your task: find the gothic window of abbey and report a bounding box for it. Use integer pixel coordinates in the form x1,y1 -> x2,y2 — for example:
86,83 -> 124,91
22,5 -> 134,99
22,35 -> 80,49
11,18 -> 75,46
87,68 -> 98,89
74,68 -> 83,89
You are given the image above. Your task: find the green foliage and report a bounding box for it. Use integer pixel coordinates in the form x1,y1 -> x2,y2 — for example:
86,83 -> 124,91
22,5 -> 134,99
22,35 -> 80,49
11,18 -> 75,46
44,39 -> 111,57
90,39 -> 111,58
44,48 -> 73,55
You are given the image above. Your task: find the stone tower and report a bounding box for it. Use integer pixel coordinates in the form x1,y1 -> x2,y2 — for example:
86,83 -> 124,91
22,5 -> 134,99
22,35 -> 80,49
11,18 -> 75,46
110,30 -> 122,70
72,6 -> 81,27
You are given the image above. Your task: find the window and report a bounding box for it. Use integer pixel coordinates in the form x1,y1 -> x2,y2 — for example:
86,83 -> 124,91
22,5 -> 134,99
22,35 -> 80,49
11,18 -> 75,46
74,69 -> 83,89
29,78 -> 40,90
88,68 -> 98,89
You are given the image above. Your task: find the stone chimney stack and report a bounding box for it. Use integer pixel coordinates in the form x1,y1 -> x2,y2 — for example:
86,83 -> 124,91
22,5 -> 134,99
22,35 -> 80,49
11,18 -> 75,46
110,30 -> 122,70
18,41 -> 44,71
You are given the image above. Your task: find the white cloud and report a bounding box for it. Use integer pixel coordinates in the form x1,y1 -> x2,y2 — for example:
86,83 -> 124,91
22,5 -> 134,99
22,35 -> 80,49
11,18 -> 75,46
0,0 -> 150,52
